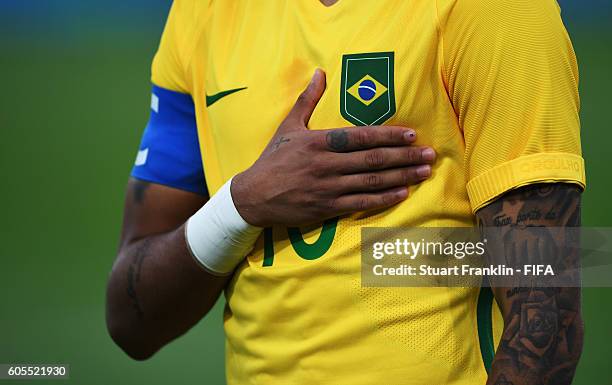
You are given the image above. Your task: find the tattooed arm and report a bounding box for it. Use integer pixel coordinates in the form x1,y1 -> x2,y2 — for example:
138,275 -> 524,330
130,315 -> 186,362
106,71 -> 438,360
106,179 -> 229,360
476,183 -> 584,385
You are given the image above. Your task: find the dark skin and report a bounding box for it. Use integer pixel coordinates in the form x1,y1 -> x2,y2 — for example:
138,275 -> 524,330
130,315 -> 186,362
107,60 -> 583,382
320,0 -> 340,6
477,183 -> 583,385
233,70 -> 436,227
106,69 -> 437,359
106,181 -> 227,359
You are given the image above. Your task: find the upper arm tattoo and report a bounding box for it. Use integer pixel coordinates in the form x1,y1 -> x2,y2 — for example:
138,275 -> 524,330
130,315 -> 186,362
132,179 -> 150,204
476,183 -> 583,385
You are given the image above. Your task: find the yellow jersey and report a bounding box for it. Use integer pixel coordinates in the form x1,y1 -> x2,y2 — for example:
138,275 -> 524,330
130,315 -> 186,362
149,0 -> 585,383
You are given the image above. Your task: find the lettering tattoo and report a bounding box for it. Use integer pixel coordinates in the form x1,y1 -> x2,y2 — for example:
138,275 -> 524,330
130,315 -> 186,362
326,129 -> 349,151
126,239 -> 150,318
477,184 -> 583,385
272,136 -> 291,151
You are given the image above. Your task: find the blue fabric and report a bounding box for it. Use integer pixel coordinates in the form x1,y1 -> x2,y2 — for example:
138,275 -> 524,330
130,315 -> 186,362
131,85 -> 207,196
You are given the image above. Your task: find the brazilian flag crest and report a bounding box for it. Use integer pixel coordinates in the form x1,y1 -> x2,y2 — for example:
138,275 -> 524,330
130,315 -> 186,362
340,52 -> 396,126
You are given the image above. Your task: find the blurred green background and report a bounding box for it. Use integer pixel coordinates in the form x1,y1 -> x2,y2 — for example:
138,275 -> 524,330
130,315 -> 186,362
0,1 -> 610,384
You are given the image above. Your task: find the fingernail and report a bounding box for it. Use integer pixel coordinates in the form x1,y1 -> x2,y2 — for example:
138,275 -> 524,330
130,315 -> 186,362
416,165 -> 432,178
404,130 -> 416,141
421,148 -> 436,162
397,188 -> 409,199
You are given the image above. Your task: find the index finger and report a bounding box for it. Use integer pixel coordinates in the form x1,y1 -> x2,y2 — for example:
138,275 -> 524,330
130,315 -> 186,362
322,126 -> 416,152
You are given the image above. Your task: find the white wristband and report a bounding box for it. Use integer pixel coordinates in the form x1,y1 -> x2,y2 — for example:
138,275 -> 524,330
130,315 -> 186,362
185,177 -> 262,275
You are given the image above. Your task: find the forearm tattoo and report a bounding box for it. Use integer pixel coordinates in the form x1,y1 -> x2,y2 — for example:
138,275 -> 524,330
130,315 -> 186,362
126,238 -> 150,319
477,184 -> 583,385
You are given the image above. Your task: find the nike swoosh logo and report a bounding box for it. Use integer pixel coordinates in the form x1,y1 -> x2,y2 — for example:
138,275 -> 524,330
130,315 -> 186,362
206,87 -> 247,106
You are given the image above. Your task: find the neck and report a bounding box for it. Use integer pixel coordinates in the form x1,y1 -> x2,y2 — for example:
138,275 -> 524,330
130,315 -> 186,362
320,0 -> 339,6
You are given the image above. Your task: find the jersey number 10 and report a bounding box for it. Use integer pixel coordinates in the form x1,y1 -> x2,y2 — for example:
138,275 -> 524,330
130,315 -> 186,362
262,217 -> 339,267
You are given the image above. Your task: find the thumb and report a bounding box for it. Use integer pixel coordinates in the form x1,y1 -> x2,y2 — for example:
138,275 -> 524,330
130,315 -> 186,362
285,69 -> 326,129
